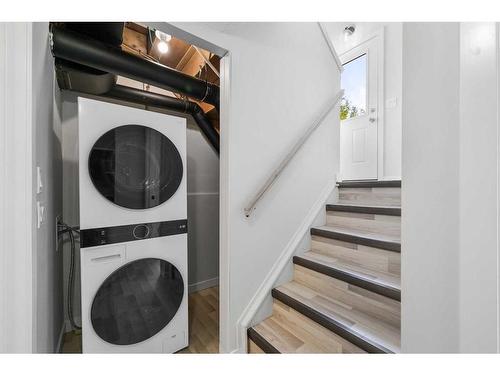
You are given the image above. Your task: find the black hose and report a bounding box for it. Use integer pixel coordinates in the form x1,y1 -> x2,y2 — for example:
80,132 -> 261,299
58,221 -> 81,331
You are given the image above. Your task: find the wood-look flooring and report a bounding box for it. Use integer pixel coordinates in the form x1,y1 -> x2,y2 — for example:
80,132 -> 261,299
180,286 -> 219,353
249,184 -> 402,354
297,250 -> 401,291
61,286 -> 219,354
249,300 -> 365,354
274,281 -> 400,353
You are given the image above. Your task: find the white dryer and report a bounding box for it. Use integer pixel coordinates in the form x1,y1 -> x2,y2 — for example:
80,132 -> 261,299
78,97 -> 188,353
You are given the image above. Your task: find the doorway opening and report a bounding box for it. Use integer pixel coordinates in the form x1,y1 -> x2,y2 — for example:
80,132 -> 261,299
53,22 -> 228,354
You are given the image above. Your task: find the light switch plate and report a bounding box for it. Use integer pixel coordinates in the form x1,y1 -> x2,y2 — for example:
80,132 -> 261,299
36,166 -> 43,194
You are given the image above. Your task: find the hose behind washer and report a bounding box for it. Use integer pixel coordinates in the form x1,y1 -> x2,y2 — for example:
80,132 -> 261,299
58,221 -> 81,331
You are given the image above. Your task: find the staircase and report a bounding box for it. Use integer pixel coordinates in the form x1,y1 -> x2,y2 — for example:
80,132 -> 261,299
247,180 -> 401,354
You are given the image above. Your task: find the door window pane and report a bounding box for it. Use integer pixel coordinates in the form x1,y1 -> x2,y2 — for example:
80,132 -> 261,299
340,54 -> 367,120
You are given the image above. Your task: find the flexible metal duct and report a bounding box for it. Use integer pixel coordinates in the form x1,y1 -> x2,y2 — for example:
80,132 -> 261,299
50,25 -> 220,107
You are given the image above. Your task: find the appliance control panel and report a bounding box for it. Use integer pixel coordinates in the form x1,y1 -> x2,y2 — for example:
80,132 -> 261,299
80,219 -> 188,248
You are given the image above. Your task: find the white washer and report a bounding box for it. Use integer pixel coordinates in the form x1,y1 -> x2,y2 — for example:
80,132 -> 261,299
78,97 -> 188,353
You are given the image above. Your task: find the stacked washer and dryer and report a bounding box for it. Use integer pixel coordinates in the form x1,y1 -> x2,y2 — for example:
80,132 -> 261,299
78,97 -> 188,353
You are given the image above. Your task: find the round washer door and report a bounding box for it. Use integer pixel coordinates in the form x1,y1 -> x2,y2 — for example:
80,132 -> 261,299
88,124 -> 183,209
91,258 -> 184,345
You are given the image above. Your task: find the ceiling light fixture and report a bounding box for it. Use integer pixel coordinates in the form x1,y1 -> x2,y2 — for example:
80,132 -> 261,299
155,30 -> 172,54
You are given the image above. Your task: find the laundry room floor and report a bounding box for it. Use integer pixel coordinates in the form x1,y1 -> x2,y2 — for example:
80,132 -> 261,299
180,286 -> 219,353
61,286 -> 220,354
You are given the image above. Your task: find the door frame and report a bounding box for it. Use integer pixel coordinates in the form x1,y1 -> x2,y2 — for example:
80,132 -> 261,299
0,22 -> 36,353
339,28 -> 385,181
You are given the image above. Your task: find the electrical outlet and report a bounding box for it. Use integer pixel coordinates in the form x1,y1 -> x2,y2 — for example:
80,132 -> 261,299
37,201 -> 45,229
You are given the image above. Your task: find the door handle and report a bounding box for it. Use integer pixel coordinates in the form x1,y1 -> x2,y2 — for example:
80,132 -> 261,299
369,118 -> 376,123
91,254 -> 121,263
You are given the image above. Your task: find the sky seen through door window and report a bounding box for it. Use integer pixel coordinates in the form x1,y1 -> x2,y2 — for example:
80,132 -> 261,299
340,54 -> 367,120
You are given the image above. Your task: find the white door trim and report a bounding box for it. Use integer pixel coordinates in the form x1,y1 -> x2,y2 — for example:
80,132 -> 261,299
339,28 -> 385,181
218,51 -> 231,354
0,22 -> 35,353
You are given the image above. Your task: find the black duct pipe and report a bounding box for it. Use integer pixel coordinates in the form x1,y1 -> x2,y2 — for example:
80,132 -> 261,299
104,85 -> 219,153
50,25 -> 220,107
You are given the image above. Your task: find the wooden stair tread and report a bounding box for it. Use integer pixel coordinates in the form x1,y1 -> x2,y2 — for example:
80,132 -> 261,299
311,225 -> 401,252
273,281 -> 401,353
327,203 -> 401,216
337,180 -> 401,188
294,251 -> 400,300
249,314 -> 356,353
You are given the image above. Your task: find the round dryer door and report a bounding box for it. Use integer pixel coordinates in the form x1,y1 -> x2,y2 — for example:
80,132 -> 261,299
91,258 -> 184,345
88,124 -> 183,209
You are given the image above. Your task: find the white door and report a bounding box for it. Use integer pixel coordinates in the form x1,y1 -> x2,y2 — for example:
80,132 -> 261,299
340,36 -> 380,181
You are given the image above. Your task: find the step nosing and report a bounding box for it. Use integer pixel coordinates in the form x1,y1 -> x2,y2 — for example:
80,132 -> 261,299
337,180 -> 401,188
311,227 -> 401,253
247,327 -> 281,354
326,204 -> 401,216
293,255 -> 401,301
271,288 -> 394,354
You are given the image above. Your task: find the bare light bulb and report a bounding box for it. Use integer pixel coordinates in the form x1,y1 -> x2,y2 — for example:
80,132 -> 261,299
155,29 -> 171,55
157,41 -> 169,54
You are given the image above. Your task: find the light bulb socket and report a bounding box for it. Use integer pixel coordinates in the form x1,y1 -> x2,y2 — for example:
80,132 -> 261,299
155,29 -> 172,43
344,25 -> 355,37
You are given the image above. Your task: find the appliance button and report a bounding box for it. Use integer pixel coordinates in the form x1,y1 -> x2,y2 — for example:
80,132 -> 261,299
133,224 -> 150,240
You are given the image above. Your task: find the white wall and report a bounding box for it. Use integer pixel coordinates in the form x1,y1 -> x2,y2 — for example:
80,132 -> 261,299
185,124 -> 220,292
458,22 -> 498,353
0,22 -> 36,353
167,22 -> 341,352
32,22 -> 65,353
0,22 -> 63,353
402,22 -> 500,353
402,22 -> 461,352
325,22 -> 402,180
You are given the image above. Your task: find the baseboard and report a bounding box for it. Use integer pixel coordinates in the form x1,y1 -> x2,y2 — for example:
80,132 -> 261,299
235,178 -> 338,353
189,277 -> 219,293
56,321 -> 66,353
